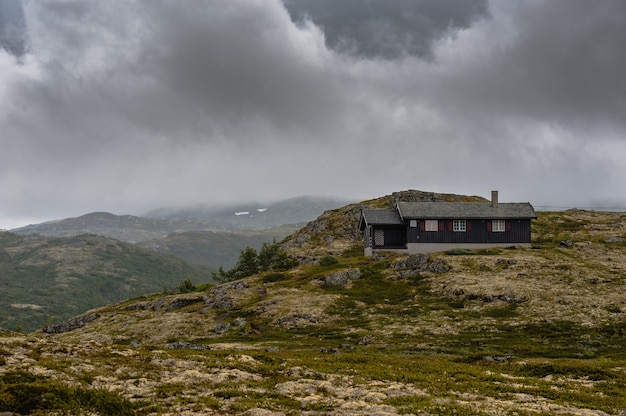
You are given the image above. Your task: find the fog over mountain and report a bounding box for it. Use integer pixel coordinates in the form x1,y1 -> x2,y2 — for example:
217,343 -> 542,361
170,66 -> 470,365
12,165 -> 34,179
1,0 -> 625,229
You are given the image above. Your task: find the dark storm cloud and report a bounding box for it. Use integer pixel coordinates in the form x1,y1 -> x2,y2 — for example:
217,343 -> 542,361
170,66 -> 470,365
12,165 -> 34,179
424,0 -> 626,132
284,0 -> 489,58
1,0 -> 625,228
149,1 -> 347,136
0,0 -> 26,56
18,0 -> 354,143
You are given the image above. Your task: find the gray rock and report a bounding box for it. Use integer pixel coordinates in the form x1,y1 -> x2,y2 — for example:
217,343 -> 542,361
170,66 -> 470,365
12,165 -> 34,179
495,259 -> 517,266
265,346 -> 280,353
391,253 -> 429,270
316,268 -> 361,286
212,280 -> 249,296
124,302 -> 148,311
391,254 -> 449,274
307,219 -> 327,235
252,300 -> 279,314
233,318 -> 247,327
497,293 -> 526,303
484,355 -> 511,362
152,297 -> 167,311
167,296 -> 204,311
42,313 -> 98,334
604,236 -> 623,243
357,336 -> 372,345
428,259 -> 450,274
560,239 -> 574,248
166,342 -> 210,350
203,295 -> 234,310
215,322 -> 231,334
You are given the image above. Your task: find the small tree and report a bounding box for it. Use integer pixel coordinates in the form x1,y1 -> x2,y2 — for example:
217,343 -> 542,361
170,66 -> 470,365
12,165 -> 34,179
212,243 -> 298,282
234,247 -> 259,278
258,240 -> 279,272
177,279 -> 196,293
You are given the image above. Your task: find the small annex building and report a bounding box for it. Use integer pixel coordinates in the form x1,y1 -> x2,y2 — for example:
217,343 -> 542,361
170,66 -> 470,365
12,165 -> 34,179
358,191 -> 537,256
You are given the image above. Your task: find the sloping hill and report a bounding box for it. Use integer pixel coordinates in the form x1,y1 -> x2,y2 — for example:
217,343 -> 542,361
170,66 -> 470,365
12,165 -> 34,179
11,196 -> 354,243
138,225 -> 298,269
282,189 -> 488,262
11,212 -> 191,243
145,195 -> 355,229
2,202 -> 624,414
0,232 -> 213,332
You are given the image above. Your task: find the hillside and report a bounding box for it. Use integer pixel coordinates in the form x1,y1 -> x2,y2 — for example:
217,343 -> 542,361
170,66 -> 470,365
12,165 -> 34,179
1,197 -> 625,415
0,232 -> 213,333
11,196 -> 353,243
282,189 -> 489,262
138,225 -> 297,269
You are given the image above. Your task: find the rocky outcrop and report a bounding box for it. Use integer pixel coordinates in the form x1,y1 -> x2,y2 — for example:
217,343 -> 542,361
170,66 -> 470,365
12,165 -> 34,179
313,268 -> 361,287
42,313 -> 98,334
390,253 -> 450,277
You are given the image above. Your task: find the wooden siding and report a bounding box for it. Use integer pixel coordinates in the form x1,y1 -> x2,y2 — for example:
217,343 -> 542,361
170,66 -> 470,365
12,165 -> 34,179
406,219 -> 532,245
372,225 -> 407,248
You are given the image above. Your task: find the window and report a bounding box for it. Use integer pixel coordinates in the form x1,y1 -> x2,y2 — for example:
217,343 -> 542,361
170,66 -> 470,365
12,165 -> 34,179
492,219 -> 505,232
409,220 -> 417,228
453,220 -> 466,232
425,220 -> 438,231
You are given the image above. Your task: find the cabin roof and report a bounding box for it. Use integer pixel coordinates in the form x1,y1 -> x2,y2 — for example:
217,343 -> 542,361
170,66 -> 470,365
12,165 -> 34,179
396,201 -> 537,220
358,209 -> 403,230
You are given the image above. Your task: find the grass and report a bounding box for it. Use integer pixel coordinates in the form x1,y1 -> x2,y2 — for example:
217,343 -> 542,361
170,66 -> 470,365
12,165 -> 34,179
0,370 -> 143,415
2,210 -> 626,414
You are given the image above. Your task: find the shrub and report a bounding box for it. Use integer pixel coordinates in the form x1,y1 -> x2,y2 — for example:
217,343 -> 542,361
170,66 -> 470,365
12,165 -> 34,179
262,273 -> 286,283
213,242 -> 299,282
177,279 -> 196,293
319,255 -> 339,266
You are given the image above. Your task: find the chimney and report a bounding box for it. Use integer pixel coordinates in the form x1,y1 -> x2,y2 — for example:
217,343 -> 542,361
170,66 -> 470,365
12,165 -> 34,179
491,190 -> 499,208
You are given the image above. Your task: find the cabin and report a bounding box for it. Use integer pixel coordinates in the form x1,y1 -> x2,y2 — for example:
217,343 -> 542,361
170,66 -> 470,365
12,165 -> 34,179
358,191 -> 537,256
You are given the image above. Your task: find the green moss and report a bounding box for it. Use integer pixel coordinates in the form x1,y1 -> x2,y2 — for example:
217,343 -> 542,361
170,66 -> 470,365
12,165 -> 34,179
0,371 -> 143,415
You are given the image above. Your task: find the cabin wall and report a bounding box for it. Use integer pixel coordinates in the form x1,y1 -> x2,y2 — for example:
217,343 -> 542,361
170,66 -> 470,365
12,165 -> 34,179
406,219 -> 532,245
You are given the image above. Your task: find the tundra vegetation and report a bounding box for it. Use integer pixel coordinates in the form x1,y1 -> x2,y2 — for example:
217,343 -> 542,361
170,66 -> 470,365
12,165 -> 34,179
1,209 -> 626,415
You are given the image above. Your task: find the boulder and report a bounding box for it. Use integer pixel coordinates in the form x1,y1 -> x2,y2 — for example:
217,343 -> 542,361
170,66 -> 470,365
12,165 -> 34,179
42,313 -> 98,334
315,268 -> 361,287
215,322 -> 231,334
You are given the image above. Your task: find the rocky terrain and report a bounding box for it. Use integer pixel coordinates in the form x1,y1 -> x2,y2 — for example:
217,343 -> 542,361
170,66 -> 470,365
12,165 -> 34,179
1,193 -> 625,415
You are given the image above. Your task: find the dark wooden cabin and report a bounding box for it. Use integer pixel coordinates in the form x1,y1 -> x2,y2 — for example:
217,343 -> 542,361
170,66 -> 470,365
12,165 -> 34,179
358,191 -> 537,255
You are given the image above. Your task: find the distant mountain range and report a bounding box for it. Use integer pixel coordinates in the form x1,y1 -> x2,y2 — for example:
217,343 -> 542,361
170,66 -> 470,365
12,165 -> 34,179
11,196 -> 353,243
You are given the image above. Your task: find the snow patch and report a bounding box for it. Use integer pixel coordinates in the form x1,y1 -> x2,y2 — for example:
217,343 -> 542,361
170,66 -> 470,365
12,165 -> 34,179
234,211 -> 250,216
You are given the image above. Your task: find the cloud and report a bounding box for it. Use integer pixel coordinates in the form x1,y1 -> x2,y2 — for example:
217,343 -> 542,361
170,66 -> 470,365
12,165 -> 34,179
0,0 -> 26,57
1,0 -> 625,228
284,0 -> 489,59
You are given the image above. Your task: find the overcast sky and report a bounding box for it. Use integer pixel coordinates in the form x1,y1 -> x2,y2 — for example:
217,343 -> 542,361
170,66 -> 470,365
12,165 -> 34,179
1,0 -> 625,228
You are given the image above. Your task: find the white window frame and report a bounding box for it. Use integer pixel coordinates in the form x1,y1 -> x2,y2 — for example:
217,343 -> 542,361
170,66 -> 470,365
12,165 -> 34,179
492,219 -> 505,232
453,220 -> 466,232
409,220 -> 417,228
425,220 -> 438,232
